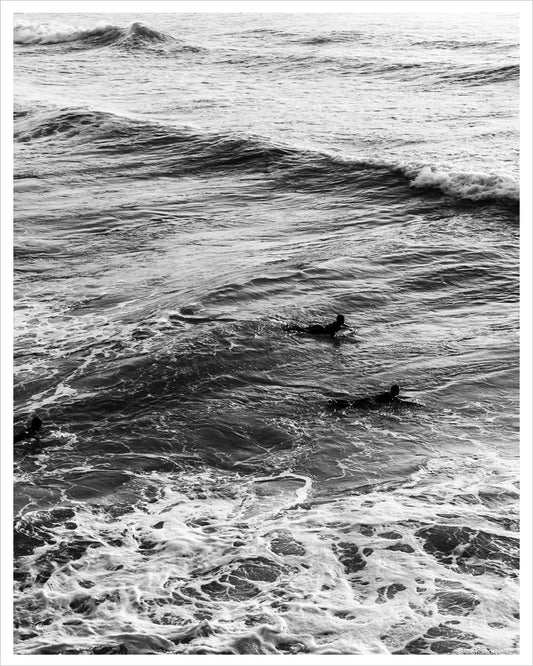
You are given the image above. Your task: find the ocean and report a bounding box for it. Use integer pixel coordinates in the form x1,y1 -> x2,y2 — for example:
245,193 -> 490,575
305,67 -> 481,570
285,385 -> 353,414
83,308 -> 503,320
11,10 -> 520,657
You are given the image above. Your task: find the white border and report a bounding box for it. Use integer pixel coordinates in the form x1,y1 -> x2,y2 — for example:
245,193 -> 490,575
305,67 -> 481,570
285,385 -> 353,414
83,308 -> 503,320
2,2 -> 532,666
3,0 -> 532,13
519,2 -> 533,665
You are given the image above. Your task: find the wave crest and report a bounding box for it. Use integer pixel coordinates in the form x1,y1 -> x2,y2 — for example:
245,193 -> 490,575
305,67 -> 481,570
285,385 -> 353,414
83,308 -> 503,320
401,164 -> 518,203
14,21 -> 125,46
13,20 -> 177,50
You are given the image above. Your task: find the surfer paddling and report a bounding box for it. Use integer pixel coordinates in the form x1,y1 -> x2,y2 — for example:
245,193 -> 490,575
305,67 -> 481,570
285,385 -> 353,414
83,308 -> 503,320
286,314 -> 348,339
327,384 -> 418,411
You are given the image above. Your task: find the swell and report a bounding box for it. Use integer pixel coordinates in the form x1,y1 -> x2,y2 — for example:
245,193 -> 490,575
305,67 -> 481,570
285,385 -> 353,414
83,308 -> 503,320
218,48 -> 518,87
12,314 -> 324,483
222,51 -> 426,78
296,30 -> 366,45
411,38 -> 516,51
14,106 -> 519,206
14,317 -> 290,421
296,32 -> 515,52
443,63 -> 519,86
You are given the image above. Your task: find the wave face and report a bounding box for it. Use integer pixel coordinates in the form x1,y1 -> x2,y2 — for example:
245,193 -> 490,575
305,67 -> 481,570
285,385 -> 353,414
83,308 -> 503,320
14,106 -> 519,205
12,11 -> 520,658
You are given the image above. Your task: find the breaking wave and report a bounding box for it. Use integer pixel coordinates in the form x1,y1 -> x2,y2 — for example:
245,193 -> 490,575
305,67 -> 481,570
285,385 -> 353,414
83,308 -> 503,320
399,163 -> 519,203
13,105 -> 519,205
12,20 -> 199,52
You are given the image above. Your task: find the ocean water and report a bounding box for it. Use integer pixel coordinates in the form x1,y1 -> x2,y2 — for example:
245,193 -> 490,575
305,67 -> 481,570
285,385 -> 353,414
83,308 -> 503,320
12,12 -> 520,657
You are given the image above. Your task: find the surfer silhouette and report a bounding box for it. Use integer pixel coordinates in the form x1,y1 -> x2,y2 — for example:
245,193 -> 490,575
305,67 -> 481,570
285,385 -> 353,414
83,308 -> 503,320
286,314 -> 347,339
14,416 -> 43,444
327,384 -> 418,411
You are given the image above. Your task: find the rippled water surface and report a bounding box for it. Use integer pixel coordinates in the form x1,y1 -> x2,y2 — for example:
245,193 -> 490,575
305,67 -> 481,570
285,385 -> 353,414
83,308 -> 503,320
12,11 -> 520,656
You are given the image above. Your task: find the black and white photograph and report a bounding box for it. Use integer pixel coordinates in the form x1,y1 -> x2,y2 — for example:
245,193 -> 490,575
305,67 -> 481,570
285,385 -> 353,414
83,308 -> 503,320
2,0 -> 532,662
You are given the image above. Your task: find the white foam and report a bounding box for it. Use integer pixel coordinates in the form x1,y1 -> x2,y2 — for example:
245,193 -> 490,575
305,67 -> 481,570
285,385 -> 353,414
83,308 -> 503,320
13,20 -> 120,46
13,450 -> 520,656
401,162 -> 519,202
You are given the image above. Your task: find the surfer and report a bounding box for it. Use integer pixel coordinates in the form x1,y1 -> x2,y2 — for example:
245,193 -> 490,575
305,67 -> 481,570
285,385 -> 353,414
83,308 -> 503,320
287,314 -> 347,338
14,416 -> 43,444
327,385 -> 418,411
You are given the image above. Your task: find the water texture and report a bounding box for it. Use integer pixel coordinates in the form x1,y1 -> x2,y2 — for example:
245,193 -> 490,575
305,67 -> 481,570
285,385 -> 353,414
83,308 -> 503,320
13,12 -> 519,656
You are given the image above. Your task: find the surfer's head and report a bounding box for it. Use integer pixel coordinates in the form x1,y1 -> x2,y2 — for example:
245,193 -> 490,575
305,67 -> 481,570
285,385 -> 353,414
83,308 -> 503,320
336,315 -> 345,326
390,384 -> 400,397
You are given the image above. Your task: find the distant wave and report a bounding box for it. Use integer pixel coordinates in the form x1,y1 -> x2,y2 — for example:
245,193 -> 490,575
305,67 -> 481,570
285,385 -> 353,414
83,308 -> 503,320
446,64 -> 519,86
219,51 -> 427,80
412,38 -> 515,50
296,32 -> 516,55
14,105 -> 518,205
298,32 -> 515,51
13,21 -> 200,52
14,21 -> 120,46
298,30 -> 365,45
218,50 -> 518,86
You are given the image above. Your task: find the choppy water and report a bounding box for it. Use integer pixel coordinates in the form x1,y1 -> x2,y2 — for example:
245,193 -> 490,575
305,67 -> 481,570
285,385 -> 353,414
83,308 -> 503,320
12,11 -> 520,656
